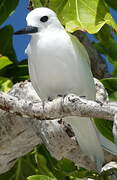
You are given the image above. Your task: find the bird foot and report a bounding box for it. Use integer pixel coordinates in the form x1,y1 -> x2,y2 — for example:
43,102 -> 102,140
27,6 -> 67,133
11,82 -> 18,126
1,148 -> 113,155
47,96 -> 53,101
79,95 -> 86,99
96,100 -> 103,106
57,94 -> 67,98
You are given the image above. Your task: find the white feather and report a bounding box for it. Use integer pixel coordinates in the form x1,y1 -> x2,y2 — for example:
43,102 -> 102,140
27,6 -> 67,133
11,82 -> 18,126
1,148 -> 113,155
25,7 -> 104,169
98,130 -> 117,155
66,116 -> 104,169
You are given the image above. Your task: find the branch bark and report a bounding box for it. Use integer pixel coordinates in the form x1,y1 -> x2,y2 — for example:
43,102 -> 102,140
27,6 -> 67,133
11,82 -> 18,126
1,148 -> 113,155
113,114 -> 117,144
0,87 -> 116,121
0,80 -> 117,174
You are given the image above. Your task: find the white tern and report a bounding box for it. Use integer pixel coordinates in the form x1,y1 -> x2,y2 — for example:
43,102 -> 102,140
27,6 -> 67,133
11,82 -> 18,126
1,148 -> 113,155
15,7 -> 105,169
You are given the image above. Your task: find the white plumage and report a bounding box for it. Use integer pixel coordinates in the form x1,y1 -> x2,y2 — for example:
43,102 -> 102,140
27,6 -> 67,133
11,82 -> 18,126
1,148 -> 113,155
25,7 -> 104,169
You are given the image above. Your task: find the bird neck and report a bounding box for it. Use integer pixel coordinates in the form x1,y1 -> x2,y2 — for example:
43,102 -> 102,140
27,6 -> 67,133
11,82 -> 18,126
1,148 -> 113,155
32,26 -> 64,39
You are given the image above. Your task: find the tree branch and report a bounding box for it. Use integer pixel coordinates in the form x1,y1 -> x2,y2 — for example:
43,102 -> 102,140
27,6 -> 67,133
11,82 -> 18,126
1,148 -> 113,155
113,114 -> 117,144
0,80 -> 117,174
0,88 -> 116,121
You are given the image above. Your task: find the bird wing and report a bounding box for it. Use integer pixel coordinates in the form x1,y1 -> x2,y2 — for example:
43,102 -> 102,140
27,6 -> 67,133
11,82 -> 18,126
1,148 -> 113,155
69,33 -> 91,65
69,33 -> 117,157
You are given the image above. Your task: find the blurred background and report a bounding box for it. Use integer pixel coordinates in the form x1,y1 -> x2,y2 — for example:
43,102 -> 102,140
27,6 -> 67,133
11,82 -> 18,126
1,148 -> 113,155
2,0 -> 117,72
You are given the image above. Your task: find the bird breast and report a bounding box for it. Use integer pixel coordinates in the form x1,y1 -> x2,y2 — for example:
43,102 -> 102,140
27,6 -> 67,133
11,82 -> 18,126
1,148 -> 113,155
28,30 -> 95,100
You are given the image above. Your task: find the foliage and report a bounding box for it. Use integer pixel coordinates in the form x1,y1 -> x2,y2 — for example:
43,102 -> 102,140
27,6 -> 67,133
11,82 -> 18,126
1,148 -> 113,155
0,0 -> 19,25
0,0 -> 117,179
0,145 -> 117,180
31,0 -> 117,33
0,145 -> 108,180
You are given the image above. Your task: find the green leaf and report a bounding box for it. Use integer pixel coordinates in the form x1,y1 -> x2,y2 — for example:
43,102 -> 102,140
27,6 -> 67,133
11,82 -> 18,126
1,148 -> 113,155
68,168 -> 99,179
36,145 -> 69,180
0,25 -> 17,62
12,64 -> 29,82
96,25 -> 112,42
101,78 -> 117,92
0,60 -> 29,83
31,0 -> 42,8
0,56 -> 12,70
45,0 -> 68,14
55,159 -> 99,179
27,175 -> 56,180
31,0 -> 68,13
31,0 -> 117,34
93,42 -> 106,54
0,154 -> 38,180
59,0 -> 117,34
104,0 -> 117,11
35,153 -> 55,177
27,167 -> 117,180
0,0 -> 19,25
113,66 -> 117,76
36,145 -> 98,180
56,159 -> 77,174
35,145 -> 59,179
0,76 -> 13,92
102,40 -> 117,64
109,91 -> 117,102
96,25 -> 117,66
94,118 -> 114,142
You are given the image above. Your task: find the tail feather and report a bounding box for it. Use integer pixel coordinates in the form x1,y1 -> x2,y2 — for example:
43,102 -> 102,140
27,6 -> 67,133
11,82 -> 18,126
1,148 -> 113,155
65,116 -> 104,169
98,130 -> 117,155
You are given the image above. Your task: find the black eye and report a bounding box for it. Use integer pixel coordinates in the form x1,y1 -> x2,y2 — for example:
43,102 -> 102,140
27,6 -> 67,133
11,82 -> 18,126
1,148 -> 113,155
40,16 -> 48,22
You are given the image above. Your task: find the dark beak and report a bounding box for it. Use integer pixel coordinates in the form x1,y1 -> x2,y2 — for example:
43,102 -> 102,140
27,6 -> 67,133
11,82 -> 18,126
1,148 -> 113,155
14,26 -> 38,35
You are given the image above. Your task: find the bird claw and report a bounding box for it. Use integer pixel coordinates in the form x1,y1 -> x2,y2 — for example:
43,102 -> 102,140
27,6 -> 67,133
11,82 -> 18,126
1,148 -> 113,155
96,100 -> 103,106
47,96 -> 53,101
57,94 -> 68,98
79,95 -> 86,99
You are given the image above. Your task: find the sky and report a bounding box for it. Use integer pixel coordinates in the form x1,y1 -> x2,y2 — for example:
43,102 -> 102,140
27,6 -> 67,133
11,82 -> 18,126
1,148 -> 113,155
2,0 -> 117,71
3,0 -> 30,60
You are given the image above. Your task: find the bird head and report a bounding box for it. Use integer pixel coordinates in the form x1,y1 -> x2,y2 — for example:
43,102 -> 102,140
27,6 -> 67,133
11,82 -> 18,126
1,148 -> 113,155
14,7 -> 63,35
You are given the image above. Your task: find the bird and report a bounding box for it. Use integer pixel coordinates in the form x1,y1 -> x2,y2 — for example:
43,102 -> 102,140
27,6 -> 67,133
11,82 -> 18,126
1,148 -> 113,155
14,7 -> 104,169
